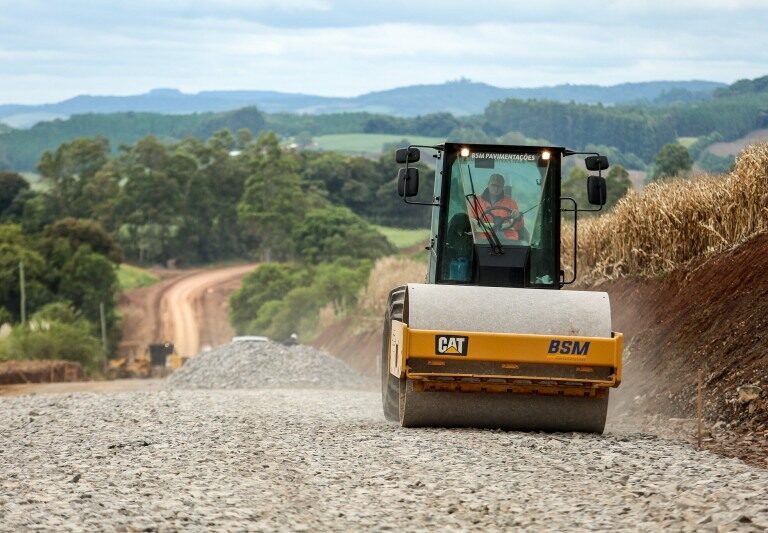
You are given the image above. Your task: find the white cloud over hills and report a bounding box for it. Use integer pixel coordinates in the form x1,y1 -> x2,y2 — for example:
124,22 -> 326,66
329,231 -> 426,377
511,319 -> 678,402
1,0 -> 766,103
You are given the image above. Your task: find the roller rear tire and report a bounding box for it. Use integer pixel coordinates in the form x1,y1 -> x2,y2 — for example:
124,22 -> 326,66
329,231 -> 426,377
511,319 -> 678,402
381,287 -> 405,421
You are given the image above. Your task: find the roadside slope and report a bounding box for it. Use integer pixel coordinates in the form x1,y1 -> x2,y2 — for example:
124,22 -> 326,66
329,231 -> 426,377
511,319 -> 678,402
603,232 -> 768,464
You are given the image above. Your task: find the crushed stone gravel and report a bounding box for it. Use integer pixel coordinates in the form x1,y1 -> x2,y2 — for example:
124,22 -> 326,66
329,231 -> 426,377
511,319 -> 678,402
167,340 -> 374,390
2,389 -> 768,531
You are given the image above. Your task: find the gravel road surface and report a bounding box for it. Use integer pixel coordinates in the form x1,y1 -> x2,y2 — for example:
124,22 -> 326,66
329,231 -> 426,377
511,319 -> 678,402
2,388 -> 767,531
168,340 -> 374,390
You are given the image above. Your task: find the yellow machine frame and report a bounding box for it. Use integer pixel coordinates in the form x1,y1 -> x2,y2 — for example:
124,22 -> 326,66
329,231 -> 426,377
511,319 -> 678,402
389,320 -> 622,395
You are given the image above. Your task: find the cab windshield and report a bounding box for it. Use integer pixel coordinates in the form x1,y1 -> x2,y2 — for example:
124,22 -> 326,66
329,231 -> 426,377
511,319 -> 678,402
438,148 -> 557,286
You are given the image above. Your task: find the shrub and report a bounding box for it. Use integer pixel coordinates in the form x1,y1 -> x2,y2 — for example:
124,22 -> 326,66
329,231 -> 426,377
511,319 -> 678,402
236,260 -> 373,341
0,319 -> 103,374
0,306 -> 11,326
291,207 -> 395,264
229,264 -> 309,333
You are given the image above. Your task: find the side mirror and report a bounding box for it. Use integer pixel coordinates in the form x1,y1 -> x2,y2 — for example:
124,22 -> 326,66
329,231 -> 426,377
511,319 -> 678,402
397,167 -> 419,197
585,155 -> 609,171
587,175 -> 607,206
395,147 -> 420,164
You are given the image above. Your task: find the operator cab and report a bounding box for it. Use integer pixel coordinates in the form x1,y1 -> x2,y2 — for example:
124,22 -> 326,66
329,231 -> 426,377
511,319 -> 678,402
396,142 -> 608,289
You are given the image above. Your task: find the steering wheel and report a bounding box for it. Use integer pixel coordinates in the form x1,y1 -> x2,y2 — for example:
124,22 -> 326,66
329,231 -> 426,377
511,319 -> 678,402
481,206 -> 523,230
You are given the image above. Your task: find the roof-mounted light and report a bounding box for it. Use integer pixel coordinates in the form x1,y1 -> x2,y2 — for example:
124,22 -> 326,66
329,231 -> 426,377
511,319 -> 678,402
460,147 -> 470,158
541,150 -> 551,161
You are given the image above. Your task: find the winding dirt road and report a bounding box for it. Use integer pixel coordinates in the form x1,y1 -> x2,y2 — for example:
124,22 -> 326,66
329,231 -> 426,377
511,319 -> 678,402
118,264 -> 257,358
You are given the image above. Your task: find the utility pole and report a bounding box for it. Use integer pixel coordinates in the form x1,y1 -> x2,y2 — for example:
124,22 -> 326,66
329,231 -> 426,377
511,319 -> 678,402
99,302 -> 108,351
19,261 -> 26,326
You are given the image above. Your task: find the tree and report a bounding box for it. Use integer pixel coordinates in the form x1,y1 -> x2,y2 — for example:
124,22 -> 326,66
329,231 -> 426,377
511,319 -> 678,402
0,224 -> 51,320
561,167 -> 589,214
561,165 -> 632,215
114,137 -> 181,262
57,244 -> 118,327
235,261 -> 373,341
236,128 -> 254,149
604,165 -> 633,208
651,143 -> 693,181
229,264 -> 309,334
43,218 -> 123,263
38,137 -> 111,219
81,162 -> 121,230
238,132 -> 323,261
292,207 -> 395,264
0,172 -> 29,217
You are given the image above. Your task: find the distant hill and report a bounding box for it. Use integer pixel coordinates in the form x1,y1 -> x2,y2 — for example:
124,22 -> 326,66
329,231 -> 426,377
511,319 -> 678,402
0,79 -> 725,128
714,74 -> 768,98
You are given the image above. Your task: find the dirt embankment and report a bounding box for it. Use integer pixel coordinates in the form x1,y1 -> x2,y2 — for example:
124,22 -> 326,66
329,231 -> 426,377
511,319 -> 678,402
0,360 -> 84,386
603,233 -> 767,425
312,318 -> 380,376
603,232 -> 767,464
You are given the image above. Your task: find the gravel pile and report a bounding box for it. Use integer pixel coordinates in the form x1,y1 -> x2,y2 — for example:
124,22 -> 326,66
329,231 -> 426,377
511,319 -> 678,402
167,340 -> 374,390
2,389 -> 768,531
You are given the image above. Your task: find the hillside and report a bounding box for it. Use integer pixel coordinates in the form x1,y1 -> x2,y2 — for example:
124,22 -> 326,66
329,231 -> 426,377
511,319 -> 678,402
0,79 -> 724,128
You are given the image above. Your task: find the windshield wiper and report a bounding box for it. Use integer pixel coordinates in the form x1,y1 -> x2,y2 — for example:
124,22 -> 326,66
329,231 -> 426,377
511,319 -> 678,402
463,164 -> 503,254
466,193 -> 504,254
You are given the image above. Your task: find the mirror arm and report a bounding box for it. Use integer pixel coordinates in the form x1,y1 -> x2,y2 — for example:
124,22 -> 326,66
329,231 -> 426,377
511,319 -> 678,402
404,196 -> 440,206
560,197 -> 578,285
563,150 -> 600,158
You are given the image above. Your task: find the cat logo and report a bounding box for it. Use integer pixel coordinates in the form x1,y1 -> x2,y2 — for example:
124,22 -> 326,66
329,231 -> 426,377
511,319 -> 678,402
435,335 -> 469,356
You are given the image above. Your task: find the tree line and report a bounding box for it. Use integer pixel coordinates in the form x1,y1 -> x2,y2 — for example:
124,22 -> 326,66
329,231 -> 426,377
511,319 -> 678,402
2,129 -> 434,265
2,75 -> 767,172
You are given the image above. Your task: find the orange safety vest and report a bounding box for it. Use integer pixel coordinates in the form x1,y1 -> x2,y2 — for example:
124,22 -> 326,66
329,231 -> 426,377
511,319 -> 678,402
469,196 -> 524,241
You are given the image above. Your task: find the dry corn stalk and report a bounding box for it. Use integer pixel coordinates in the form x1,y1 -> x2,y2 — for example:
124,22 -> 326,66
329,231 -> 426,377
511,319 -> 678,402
357,257 -> 426,319
562,143 -> 768,282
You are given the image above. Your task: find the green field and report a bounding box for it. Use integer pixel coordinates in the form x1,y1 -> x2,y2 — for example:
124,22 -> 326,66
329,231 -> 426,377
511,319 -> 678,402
374,225 -> 431,250
677,137 -> 698,148
312,134 -> 443,154
21,172 -> 49,192
117,263 -> 160,292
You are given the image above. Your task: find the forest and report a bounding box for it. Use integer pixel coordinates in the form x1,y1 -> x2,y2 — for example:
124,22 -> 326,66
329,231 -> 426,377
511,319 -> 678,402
2,75 -> 767,172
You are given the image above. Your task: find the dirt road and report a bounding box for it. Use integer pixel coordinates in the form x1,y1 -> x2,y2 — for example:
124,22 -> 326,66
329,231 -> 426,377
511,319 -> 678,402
119,264 -> 256,358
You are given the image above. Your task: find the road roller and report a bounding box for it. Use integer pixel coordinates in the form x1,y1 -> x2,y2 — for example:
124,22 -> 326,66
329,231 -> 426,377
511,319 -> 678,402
381,142 -> 623,433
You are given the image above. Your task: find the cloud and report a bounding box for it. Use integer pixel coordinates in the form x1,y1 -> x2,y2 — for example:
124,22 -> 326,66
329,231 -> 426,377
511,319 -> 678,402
0,1 -> 767,103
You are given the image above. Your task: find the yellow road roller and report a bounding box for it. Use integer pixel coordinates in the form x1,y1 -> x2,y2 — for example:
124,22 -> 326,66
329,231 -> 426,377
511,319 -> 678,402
381,143 -> 623,433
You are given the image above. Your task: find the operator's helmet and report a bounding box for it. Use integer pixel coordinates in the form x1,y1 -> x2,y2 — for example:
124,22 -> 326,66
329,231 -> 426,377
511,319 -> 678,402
489,173 -> 505,186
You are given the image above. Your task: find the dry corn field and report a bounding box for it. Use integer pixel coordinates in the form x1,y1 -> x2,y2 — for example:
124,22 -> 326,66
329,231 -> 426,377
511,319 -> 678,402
357,257 -> 426,318
562,143 -> 768,281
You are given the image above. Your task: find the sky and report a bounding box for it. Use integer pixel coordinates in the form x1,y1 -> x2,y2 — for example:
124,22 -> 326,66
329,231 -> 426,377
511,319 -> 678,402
1,0 -> 767,104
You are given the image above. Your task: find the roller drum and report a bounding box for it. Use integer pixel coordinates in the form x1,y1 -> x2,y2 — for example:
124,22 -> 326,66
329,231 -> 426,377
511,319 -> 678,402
397,283 -> 614,433
400,379 -> 609,433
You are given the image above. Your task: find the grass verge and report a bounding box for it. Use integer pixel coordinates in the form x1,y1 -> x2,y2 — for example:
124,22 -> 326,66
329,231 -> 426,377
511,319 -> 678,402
117,264 -> 160,292
374,225 -> 431,250
313,133 -> 443,154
